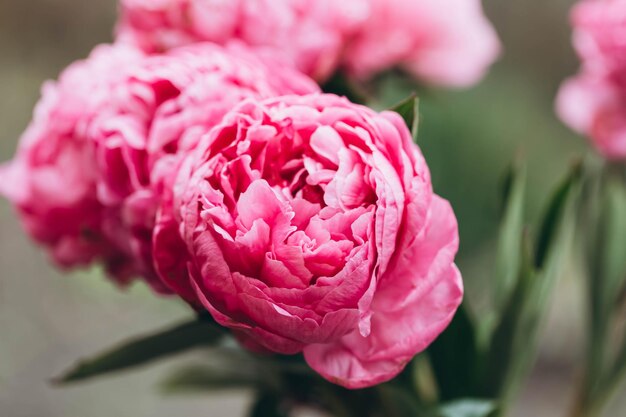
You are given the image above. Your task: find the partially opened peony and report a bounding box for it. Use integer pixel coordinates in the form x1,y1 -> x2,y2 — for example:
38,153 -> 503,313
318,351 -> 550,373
0,42 -> 318,289
115,0 -> 500,87
0,45 -> 145,279
116,0 -> 368,81
556,0 -> 626,159
344,0 -> 501,87
155,93 -> 463,388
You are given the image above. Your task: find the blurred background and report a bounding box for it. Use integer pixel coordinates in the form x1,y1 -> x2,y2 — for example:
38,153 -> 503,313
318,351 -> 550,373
0,0 -> 623,416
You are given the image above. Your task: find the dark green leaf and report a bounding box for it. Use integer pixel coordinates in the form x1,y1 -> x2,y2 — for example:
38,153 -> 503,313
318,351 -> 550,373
321,71 -> 368,104
483,165 -> 581,409
439,399 -> 497,417
389,94 -> 420,142
534,162 -> 582,268
53,318 -> 225,384
161,365 -> 260,393
493,163 -> 527,313
428,304 -> 478,401
249,392 -> 291,417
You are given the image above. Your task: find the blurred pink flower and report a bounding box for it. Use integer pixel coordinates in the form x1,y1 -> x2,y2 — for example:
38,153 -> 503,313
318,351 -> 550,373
0,45 -> 145,281
0,42 -> 318,289
556,0 -> 626,159
155,93 -> 463,388
116,0 -> 500,87
344,0 -> 501,87
116,0 -> 368,81
557,74 -> 626,158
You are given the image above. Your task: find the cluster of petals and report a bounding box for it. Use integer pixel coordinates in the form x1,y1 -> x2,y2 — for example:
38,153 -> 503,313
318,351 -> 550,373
557,0 -> 626,158
116,0 -> 500,87
155,93 -> 463,388
0,42 -> 318,288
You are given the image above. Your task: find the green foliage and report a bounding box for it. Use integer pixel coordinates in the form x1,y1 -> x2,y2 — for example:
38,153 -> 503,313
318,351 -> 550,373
389,94 -> 420,142
572,161 -> 626,416
482,163 -> 581,411
53,316 -> 225,384
428,305 -> 479,401
321,71 -> 369,104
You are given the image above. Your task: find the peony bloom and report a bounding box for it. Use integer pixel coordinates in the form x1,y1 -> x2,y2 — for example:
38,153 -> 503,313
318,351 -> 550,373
155,94 -> 463,388
0,42 -> 318,289
344,0 -> 501,87
557,74 -> 626,158
115,0 -> 500,87
556,0 -> 626,159
0,45 -> 145,279
570,0 -> 626,81
116,0 -> 368,81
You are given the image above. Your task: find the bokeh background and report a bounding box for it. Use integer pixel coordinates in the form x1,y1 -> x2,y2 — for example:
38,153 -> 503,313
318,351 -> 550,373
0,0 -> 623,416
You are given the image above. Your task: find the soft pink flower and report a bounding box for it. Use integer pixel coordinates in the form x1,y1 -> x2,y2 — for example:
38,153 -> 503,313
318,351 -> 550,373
571,0 -> 626,81
116,0 -> 368,81
156,94 -> 463,388
556,0 -> 626,159
0,42 -> 318,289
557,74 -> 626,158
115,0 -> 500,87
0,45 -> 145,280
344,0 -> 501,86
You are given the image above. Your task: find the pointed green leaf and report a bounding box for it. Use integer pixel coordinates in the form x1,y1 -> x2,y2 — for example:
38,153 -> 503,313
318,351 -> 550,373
161,365 -> 259,393
534,162 -> 582,268
439,399 -> 496,417
493,162 -> 527,313
428,304 -> 478,401
389,94 -> 420,141
53,318 -> 225,384
483,165 -> 581,410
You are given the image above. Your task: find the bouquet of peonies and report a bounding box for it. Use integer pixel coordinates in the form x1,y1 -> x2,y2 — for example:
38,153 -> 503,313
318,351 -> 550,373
2,0 -> 626,416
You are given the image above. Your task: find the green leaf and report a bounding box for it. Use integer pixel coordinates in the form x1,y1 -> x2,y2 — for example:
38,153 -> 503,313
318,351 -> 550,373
439,399 -> 497,417
428,304 -> 478,401
377,384 -> 436,417
389,94 -> 420,142
321,71 -> 369,104
483,165 -> 581,410
534,162 -> 582,268
248,392 -> 290,417
161,365 -> 260,393
493,163 -> 527,313
53,318 -> 225,384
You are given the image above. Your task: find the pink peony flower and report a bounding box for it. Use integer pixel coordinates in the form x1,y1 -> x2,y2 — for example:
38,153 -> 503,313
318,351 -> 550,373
0,45 -> 145,280
344,0 -> 501,87
155,93 -> 463,388
557,74 -> 626,158
571,0 -> 626,81
116,0 -> 368,81
0,42 -> 318,289
556,0 -> 626,159
115,0 -> 500,87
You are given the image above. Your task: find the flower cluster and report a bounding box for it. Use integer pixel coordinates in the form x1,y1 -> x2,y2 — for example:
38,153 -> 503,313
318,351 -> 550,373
557,0 -> 626,159
0,0 -> 494,387
117,0 -> 501,86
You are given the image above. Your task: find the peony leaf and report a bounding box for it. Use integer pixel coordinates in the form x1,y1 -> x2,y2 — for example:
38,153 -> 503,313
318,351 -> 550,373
248,392 -> 290,417
428,304 -> 479,401
53,316 -> 225,384
322,71 -> 369,104
439,399 -> 496,417
484,164 -> 581,410
493,162 -> 527,313
390,94 -> 420,142
161,364 -> 260,393
534,161 -> 582,268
